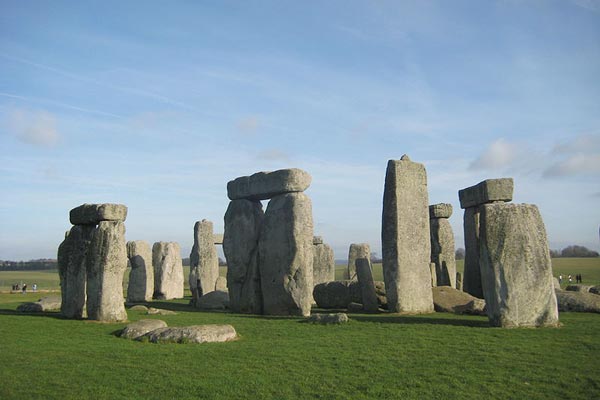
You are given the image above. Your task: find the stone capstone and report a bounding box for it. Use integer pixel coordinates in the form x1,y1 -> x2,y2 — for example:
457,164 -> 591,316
307,313 -> 349,324
139,325 -> 238,344
347,243 -> 370,281
152,242 -> 184,300
313,236 -> 323,245
432,286 -> 486,315
227,168 -> 311,201
69,203 -> 128,225
189,220 -> 219,306
429,203 -> 453,219
213,234 -> 224,245
458,178 -> 514,209
479,203 -> 559,327
382,157 -> 434,314
119,319 -> 168,339
126,240 -> 154,303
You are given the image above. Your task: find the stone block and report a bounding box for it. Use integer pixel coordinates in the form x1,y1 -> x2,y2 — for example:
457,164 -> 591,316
458,178 -> 513,209
70,203 -> 128,225
227,168 -> 311,200
429,203 -> 453,219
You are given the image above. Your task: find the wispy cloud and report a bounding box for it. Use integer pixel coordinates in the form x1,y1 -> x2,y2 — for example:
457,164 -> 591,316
469,138 -> 520,170
7,108 -> 60,147
236,116 -> 261,136
544,134 -> 600,178
571,0 -> 600,12
256,148 -> 291,162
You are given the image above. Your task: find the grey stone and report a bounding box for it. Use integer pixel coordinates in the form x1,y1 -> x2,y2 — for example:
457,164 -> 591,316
313,243 -> 335,287
126,241 -> 154,303
189,220 -> 219,306
382,157 -> 434,314
195,290 -> 230,310
313,236 -> 324,245
146,307 -> 177,315
553,277 -> 562,291
227,168 -> 311,201
429,263 -> 437,287
346,302 -> 364,313
223,199 -> 264,314
69,203 -> 128,225
432,286 -> 486,315
456,272 -> 462,291
306,313 -> 349,324
58,225 -> 94,319
458,178 -> 514,209
556,291 -> 600,313
462,207 -> 483,298
355,258 -> 379,313
17,296 -> 61,313
313,281 -> 352,309
129,305 -> 149,311
590,286 -> 600,295
565,284 -> 593,293
152,242 -> 184,300
429,203 -> 453,219
347,243 -> 370,280
215,276 -> 228,292
479,203 -> 559,327
139,325 -> 238,343
213,234 -> 224,245
430,217 -> 457,287
119,319 -> 168,339
86,221 -> 128,322
259,192 -> 313,316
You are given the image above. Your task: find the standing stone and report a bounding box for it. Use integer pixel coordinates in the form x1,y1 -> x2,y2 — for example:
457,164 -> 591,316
223,199 -> 264,314
456,272 -> 463,291
355,258 -> 379,313
430,263 -> 437,287
152,242 -> 184,300
86,221 -> 128,322
126,241 -> 153,303
479,203 -> 559,327
347,243 -> 370,280
189,220 -> 219,306
259,192 -> 313,316
313,242 -> 335,286
57,225 -> 95,319
381,155 -> 434,313
429,203 -> 456,288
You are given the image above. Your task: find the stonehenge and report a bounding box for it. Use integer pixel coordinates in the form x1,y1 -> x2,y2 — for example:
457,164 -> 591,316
355,257 -> 379,313
347,243 -> 370,281
381,155 -> 434,314
189,220 -> 219,306
224,168 -> 314,316
152,242 -> 184,300
313,236 -> 335,286
429,203 -> 456,288
126,240 -> 154,303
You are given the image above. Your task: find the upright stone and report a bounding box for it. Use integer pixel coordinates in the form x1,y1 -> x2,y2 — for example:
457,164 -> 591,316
259,192 -> 313,316
152,242 -> 184,300
126,241 -> 153,303
313,241 -> 335,286
57,225 -> 95,318
429,203 -> 456,288
347,243 -> 370,280
223,199 -> 264,314
189,220 -> 219,306
430,263 -> 437,287
456,272 -> 463,291
381,155 -> 434,313
355,258 -> 379,313
479,203 -> 559,327
86,221 -> 128,322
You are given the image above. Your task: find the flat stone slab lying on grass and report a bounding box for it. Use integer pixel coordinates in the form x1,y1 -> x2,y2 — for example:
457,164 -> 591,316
139,325 -> 238,344
119,319 -> 168,339
565,285 -> 593,293
591,286 -> 600,295
128,305 -> 149,311
16,296 -> 62,313
147,307 -> 177,315
556,291 -> 600,313
227,168 -> 311,200
307,313 -> 349,324
432,287 -> 486,315
195,290 -> 229,310
70,203 -> 128,225
313,280 -> 387,309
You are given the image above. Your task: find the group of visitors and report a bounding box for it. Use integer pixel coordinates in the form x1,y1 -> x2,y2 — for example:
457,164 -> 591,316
10,283 -> 37,293
558,274 -> 584,285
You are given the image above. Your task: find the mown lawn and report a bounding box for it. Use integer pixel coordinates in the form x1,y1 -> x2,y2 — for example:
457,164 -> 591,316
0,292 -> 598,399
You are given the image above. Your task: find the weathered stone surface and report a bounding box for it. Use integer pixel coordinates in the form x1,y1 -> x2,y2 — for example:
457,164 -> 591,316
223,199 -> 264,314
259,192 -> 313,316
215,276 -> 228,292
126,241 -> 153,303
119,319 -> 168,339
313,281 -> 352,309
458,178 -> 514,209
430,217 -> 456,288
565,285 -> 593,293
195,290 -> 229,310
479,203 -> 559,327
556,291 -> 600,313
429,263 -> 437,287
139,325 -> 238,343
213,234 -> 224,245
17,296 -> 62,313
553,277 -> 562,291
347,243 -> 370,280
70,203 -> 128,225
382,157 -> 434,314
456,272 -> 462,291
152,242 -> 184,300
58,225 -> 94,319
189,220 -> 219,306
307,313 -> 348,324
432,287 -> 486,315
346,302 -> 364,313
147,307 -> 177,315
313,243 -> 335,286
129,305 -> 149,311
429,203 -> 453,219
355,258 -> 378,313
313,236 -> 323,245
86,221 -> 128,322
462,207 -> 483,298
227,168 -> 311,201
590,286 -> 600,295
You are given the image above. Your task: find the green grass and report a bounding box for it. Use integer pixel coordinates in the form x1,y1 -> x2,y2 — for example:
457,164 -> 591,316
0,292 -> 599,399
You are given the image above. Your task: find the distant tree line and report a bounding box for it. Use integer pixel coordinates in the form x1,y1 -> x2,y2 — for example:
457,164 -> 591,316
0,259 -> 58,271
550,245 -> 599,258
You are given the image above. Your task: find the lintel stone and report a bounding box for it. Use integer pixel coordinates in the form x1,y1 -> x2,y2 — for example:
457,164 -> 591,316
70,203 -> 128,225
458,178 -> 513,209
429,203 -> 453,219
227,168 -> 311,201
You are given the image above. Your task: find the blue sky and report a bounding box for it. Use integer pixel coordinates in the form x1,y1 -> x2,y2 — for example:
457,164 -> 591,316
1,0 -> 599,260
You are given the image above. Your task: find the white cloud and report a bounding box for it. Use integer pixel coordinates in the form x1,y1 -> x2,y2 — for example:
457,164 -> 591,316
8,108 -> 60,147
543,153 -> 600,178
469,138 -> 519,170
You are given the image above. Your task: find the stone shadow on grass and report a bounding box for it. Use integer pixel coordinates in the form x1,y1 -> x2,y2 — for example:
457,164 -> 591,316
0,308 -> 69,320
351,314 -> 490,328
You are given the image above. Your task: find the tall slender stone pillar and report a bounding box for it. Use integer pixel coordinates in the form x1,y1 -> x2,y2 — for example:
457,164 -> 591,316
189,220 -> 219,306
126,240 -> 153,303
429,203 -> 456,288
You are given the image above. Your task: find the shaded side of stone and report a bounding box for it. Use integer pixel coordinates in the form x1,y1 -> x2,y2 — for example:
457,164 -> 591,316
152,242 -> 184,300
429,203 -> 453,219
462,207 -> 483,298
355,258 -> 379,313
126,240 -> 153,303
430,217 -> 457,287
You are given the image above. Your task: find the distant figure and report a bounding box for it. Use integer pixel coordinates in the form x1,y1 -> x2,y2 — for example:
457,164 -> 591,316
15,283 -> 20,291
558,275 -> 563,285
32,283 -> 37,292
568,275 -> 572,284
22,284 -> 27,294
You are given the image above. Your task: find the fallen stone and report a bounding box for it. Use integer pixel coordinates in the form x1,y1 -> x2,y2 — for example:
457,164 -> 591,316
458,178 -> 514,209
556,291 -> 600,313
429,203 -> 453,219
430,262 -> 437,287
590,286 -> 600,295
119,319 -> 168,339
307,313 -> 349,324
565,284 -> 593,293
346,302 -> 364,313
147,307 -> 177,315
227,168 -> 311,201
347,243 -> 370,281
139,325 -> 238,343
432,286 -> 486,315
37,296 -> 62,311
152,242 -> 184,300
70,203 -> 128,225
313,281 -> 352,309
126,240 -> 154,303
129,305 -> 149,312
195,290 -> 229,310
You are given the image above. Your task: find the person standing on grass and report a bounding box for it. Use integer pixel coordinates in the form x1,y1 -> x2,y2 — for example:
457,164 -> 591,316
559,275 -> 563,285
22,284 -> 27,294
568,275 -> 572,284
32,283 -> 37,292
